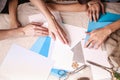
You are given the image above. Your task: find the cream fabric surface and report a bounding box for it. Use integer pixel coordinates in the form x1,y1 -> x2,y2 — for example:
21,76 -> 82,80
0,2 -> 120,80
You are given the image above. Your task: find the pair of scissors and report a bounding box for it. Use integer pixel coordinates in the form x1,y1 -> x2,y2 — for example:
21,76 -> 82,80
58,65 -> 88,80
87,60 -> 120,80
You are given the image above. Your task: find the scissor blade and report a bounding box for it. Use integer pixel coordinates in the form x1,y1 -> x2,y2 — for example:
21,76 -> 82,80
87,60 -> 110,70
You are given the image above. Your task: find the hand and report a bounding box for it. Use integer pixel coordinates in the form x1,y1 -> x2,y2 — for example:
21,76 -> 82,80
22,22 -> 48,36
10,20 -> 21,29
48,19 -> 69,45
85,27 -> 111,49
87,1 -> 105,22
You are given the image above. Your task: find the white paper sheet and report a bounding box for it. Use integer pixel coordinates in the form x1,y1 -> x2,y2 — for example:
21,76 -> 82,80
81,40 -> 111,80
51,24 -> 86,71
0,44 -> 54,80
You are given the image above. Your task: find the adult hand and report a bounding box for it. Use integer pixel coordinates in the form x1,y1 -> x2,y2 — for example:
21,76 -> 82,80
22,22 -> 48,36
87,1 -> 105,22
48,19 -> 69,45
85,27 -> 111,49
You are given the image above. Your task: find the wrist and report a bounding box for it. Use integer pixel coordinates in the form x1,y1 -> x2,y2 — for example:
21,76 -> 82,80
104,27 -> 112,36
17,27 -> 25,37
48,15 -> 57,24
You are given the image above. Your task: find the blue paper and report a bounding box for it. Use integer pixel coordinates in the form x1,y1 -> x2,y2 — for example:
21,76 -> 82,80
98,12 -> 120,22
39,37 -> 51,57
86,12 -> 120,41
30,37 -> 46,54
87,22 -> 112,32
30,36 -> 51,57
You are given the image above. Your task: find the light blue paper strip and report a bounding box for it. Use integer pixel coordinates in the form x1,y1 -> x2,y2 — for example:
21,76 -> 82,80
39,36 -> 51,57
30,37 -> 46,53
30,36 -> 50,57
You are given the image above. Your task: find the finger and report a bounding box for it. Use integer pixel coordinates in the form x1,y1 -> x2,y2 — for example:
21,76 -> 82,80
55,23 -> 69,44
34,26 -> 48,31
85,38 -> 93,48
31,22 -> 43,26
96,9 -> 99,21
88,41 -> 96,49
35,29 -> 48,33
89,9 -> 93,22
87,9 -> 90,18
99,2 -> 105,14
57,27 -> 69,45
50,32 -> 56,41
92,8 -> 97,22
85,32 -> 91,35
35,32 -> 48,36
94,41 -> 103,49
34,29 -> 49,36
58,24 -> 67,37
56,29 -> 67,44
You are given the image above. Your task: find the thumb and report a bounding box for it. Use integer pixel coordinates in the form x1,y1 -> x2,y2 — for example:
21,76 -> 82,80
99,2 -> 105,14
85,32 -> 91,35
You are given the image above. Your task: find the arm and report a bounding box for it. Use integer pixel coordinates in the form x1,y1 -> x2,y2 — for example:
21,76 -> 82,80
9,0 -> 21,28
0,28 -> 24,40
30,0 -> 68,44
47,3 -> 88,12
0,22 -> 48,40
85,20 -> 120,49
48,0 -> 104,21
106,20 -> 120,33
